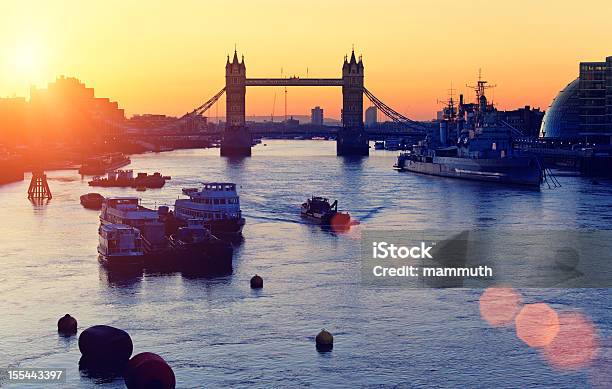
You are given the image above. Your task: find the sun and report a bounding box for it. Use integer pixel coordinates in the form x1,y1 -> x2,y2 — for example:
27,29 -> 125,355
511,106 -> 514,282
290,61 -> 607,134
9,41 -> 43,80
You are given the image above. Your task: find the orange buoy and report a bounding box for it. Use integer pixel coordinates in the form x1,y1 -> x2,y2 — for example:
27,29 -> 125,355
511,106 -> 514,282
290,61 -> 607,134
316,329 -> 333,352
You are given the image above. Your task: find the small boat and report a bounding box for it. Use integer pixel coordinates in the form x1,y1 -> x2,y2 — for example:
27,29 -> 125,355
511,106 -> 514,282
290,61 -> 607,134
89,170 -> 169,189
79,153 -> 131,175
80,193 -> 105,210
98,224 -> 145,266
133,172 -> 167,189
300,196 -> 351,226
89,169 -> 134,187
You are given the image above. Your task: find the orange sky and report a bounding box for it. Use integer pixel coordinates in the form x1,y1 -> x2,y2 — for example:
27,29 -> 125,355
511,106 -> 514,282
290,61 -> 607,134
1,0 -> 611,120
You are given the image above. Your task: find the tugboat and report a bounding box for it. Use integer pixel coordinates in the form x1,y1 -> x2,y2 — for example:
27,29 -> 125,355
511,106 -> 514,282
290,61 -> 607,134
98,224 -> 144,266
80,193 -> 105,210
301,196 -> 351,226
395,74 -> 543,188
174,183 -> 245,239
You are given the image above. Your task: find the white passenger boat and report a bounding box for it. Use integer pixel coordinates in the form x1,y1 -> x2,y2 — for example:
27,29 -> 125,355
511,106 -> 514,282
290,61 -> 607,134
174,183 -> 245,238
98,224 -> 144,266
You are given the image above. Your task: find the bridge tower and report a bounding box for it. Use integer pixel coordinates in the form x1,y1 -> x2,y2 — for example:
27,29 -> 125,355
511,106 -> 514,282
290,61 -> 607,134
338,50 -> 368,156
221,50 -> 252,157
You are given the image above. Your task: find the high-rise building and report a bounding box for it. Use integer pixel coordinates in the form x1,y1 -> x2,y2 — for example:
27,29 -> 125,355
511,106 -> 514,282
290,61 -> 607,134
365,106 -> 377,127
578,56 -> 612,143
541,56 -> 612,143
311,106 -> 324,126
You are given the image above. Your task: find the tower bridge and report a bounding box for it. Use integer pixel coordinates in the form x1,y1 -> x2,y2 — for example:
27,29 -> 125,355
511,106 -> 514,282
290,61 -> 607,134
222,49 -> 369,156
155,49 -> 427,157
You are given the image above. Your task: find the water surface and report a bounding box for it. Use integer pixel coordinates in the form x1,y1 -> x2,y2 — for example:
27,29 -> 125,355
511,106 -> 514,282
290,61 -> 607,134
0,140 -> 610,388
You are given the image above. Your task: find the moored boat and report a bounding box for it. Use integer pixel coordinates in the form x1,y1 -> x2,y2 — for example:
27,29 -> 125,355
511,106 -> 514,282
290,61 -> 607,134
89,170 -> 168,188
395,75 -> 543,188
79,153 -> 131,175
80,193 -> 105,210
169,221 -> 233,273
98,224 -> 145,266
174,183 -> 245,239
98,196 -> 233,273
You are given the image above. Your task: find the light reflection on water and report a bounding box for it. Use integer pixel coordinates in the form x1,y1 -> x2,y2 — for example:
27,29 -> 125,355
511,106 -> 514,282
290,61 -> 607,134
0,140 -> 610,388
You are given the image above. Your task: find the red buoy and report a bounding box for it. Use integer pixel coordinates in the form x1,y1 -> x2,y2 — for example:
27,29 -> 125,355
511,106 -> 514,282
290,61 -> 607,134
124,352 -> 176,389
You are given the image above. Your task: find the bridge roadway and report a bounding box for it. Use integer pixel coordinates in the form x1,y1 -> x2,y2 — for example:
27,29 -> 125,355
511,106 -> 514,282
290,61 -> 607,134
245,78 -> 343,87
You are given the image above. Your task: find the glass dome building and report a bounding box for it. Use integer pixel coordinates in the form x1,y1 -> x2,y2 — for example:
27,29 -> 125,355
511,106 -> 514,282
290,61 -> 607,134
539,79 -> 580,138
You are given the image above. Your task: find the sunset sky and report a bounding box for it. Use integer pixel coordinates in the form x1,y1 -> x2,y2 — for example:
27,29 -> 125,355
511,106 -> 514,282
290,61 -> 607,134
1,0 -> 611,120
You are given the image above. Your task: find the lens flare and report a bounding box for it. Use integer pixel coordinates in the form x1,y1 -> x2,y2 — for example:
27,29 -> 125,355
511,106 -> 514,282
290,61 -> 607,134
479,287 -> 523,327
515,303 -> 560,348
589,338 -> 611,389
543,311 -> 598,370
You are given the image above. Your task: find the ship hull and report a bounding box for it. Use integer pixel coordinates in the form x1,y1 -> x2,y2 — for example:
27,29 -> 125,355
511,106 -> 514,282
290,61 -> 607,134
397,156 -> 542,188
98,253 -> 144,267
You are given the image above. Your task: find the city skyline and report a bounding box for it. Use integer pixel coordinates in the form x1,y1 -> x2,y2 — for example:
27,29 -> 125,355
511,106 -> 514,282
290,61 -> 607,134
1,1 -> 611,120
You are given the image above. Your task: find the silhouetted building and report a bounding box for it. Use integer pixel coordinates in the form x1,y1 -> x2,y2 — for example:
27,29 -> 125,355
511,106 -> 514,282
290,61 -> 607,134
365,106 -> 377,127
286,116 -> 299,126
126,114 -> 207,134
29,76 -> 125,143
578,57 -> 612,143
497,106 -> 544,137
311,106 -> 324,126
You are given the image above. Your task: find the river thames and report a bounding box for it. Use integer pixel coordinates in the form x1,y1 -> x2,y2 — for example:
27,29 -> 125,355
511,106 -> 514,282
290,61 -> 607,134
0,140 -> 610,388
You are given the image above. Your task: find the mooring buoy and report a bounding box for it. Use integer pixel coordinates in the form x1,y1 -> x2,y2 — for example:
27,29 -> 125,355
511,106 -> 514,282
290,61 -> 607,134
124,352 -> 176,389
316,329 -> 333,352
79,325 -> 133,368
250,274 -> 263,289
57,314 -> 77,336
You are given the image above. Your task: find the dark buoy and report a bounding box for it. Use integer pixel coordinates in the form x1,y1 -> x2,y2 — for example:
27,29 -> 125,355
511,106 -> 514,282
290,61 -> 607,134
79,325 -> 133,368
58,314 -> 77,336
250,274 -> 263,289
124,352 -> 176,389
316,329 -> 333,352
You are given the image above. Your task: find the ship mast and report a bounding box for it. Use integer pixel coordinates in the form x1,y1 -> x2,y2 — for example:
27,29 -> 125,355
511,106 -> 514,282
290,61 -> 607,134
467,69 -> 496,127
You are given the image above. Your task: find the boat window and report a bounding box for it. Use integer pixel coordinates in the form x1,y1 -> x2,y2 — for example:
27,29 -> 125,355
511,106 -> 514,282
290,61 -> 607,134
219,199 -> 226,204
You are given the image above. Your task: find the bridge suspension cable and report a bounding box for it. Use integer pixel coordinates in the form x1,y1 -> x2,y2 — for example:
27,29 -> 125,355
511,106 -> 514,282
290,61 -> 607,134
363,87 -> 427,133
181,87 -> 226,119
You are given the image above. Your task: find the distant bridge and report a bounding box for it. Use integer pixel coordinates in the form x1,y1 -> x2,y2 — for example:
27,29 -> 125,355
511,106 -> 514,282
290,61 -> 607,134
116,49 -> 429,157
245,78 -> 343,87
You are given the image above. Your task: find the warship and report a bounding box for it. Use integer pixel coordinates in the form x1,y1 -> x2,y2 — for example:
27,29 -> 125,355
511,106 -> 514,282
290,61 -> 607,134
395,75 -> 543,187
